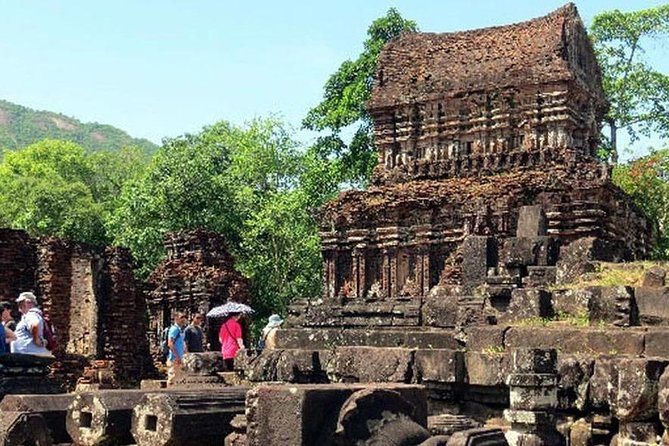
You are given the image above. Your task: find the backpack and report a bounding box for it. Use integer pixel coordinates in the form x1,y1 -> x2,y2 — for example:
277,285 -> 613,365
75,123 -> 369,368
160,326 -> 181,358
256,337 -> 266,351
42,314 -> 58,352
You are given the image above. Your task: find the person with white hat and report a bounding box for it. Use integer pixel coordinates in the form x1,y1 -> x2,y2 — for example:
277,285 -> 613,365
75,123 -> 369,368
258,314 -> 284,351
11,292 -> 51,356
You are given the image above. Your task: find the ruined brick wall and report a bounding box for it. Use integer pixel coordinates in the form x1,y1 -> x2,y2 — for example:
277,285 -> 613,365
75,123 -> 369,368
0,229 -> 35,303
146,229 -> 251,350
0,229 -> 153,385
97,248 -> 153,383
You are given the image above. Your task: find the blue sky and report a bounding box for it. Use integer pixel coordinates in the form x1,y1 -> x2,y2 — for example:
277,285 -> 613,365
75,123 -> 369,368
0,1 -> 667,158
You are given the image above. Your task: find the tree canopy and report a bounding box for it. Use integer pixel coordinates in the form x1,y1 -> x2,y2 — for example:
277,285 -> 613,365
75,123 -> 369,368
590,4 -> 669,162
303,8 -> 418,186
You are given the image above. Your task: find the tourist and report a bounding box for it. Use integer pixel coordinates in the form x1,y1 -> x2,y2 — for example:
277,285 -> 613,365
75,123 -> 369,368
184,313 -> 205,353
258,314 -> 283,351
0,302 -> 16,354
166,312 -> 187,384
219,312 -> 244,370
11,292 -> 51,356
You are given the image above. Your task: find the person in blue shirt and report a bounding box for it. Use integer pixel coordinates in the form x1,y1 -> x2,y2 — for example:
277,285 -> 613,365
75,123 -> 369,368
11,292 -> 48,356
0,302 -> 16,354
166,312 -> 186,384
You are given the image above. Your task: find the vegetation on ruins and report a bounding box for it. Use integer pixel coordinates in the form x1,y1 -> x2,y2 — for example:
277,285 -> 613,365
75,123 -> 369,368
590,4 -> 669,163
303,8 -> 418,186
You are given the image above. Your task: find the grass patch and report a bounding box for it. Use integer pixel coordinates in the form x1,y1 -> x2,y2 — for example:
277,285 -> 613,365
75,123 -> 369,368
557,261 -> 667,290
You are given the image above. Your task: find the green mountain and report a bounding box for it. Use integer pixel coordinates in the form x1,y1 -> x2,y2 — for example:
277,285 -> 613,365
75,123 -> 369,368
0,99 -> 158,153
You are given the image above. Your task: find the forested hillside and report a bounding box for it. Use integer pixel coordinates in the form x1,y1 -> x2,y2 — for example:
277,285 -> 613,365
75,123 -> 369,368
0,99 -> 157,153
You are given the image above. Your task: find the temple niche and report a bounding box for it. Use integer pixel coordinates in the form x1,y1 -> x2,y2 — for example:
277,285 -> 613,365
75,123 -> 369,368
290,4 -> 653,328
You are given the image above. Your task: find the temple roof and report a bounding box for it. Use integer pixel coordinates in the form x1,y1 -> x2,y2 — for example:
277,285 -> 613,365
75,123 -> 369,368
368,3 -> 604,109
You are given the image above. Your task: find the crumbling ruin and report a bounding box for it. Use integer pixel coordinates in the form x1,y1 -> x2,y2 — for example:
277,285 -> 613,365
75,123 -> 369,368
238,4 -> 669,446
145,229 -> 251,351
0,228 -> 152,386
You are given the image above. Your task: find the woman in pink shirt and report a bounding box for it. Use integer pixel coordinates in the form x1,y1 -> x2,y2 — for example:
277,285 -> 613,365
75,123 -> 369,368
219,313 -> 244,370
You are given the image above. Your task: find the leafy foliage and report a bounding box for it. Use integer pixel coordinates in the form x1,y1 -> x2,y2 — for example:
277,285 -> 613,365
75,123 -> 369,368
0,99 -> 158,154
0,140 -> 147,244
590,5 -> 669,162
108,117 -> 339,318
303,8 -> 417,185
613,148 -> 669,257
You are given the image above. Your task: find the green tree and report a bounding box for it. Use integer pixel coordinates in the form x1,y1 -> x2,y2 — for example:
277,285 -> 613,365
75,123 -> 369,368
613,147 -> 669,257
0,140 -> 104,243
590,5 -> 669,163
303,8 -> 418,185
108,117 -> 338,319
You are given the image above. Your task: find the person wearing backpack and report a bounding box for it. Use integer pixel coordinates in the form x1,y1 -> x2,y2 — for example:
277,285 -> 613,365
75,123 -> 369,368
257,314 -> 283,351
166,312 -> 187,384
11,292 -> 52,357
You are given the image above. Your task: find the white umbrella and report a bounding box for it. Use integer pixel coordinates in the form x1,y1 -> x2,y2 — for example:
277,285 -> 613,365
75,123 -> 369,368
206,301 -> 254,319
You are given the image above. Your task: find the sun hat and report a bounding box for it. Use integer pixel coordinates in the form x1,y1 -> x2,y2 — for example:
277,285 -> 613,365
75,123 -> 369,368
16,292 -> 38,305
265,314 -> 284,329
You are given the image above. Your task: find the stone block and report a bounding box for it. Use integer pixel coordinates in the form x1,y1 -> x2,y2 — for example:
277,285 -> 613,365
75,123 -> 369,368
275,349 -> 329,384
551,288 -> 592,317
464,326 -> 507,352
413,349 -> 464,384
505,327 -> 644,356
508,375 -> 558,411
642,267 -> 666,288
517,205 -> 547,238
587,286 -> 638,327
464,351 -> 512,387
327,347 -> 414,383
512,348 -> 557,374
589,357 -> 618,411
246,383 -> 427,446
635,287 -> 669,325
658,367 -> 669,429
557,354 -> 594,411
182,352 -> 224,375
555,237 -> 604,284
644,329 -> 669,358
618,421 -> 662,444
446,427 -> 508,446
423,293 -> 458,328
613,358 -> 668,422
462,237 -> 496,293
502,289 -> 552,323
499,237 -> 558,268
523,266 -> 557,287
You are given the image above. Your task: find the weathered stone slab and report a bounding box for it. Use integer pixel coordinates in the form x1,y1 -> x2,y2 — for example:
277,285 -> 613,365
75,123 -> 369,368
635,287 -> 669,325
642,267 -> 666,288
517,205 -> 547,238
643,329 -> 669,358
327,347 -> 414,383
505,327 -> 644,356
501,289 -> 552,323
423,293 -> 458,328
0,411 -> 52,446
66,389 -> 146,446
587,286 -> 638,327
464,352 -> 512,387
446,427 -> 508,445
462,237 -> 496,293
413,349 -> 464,384
555,237 -> 603,284
499,237 -> 558,268
552,288 -> 592,317
464,326 -> 507,351
557,354 -> 594,411
275,349 -> 330,383
274,328 -> 459,349
0,393 -> 74,444
182,352 -> 224,375
131,387 -> 248,446
246,383 -> 427,446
